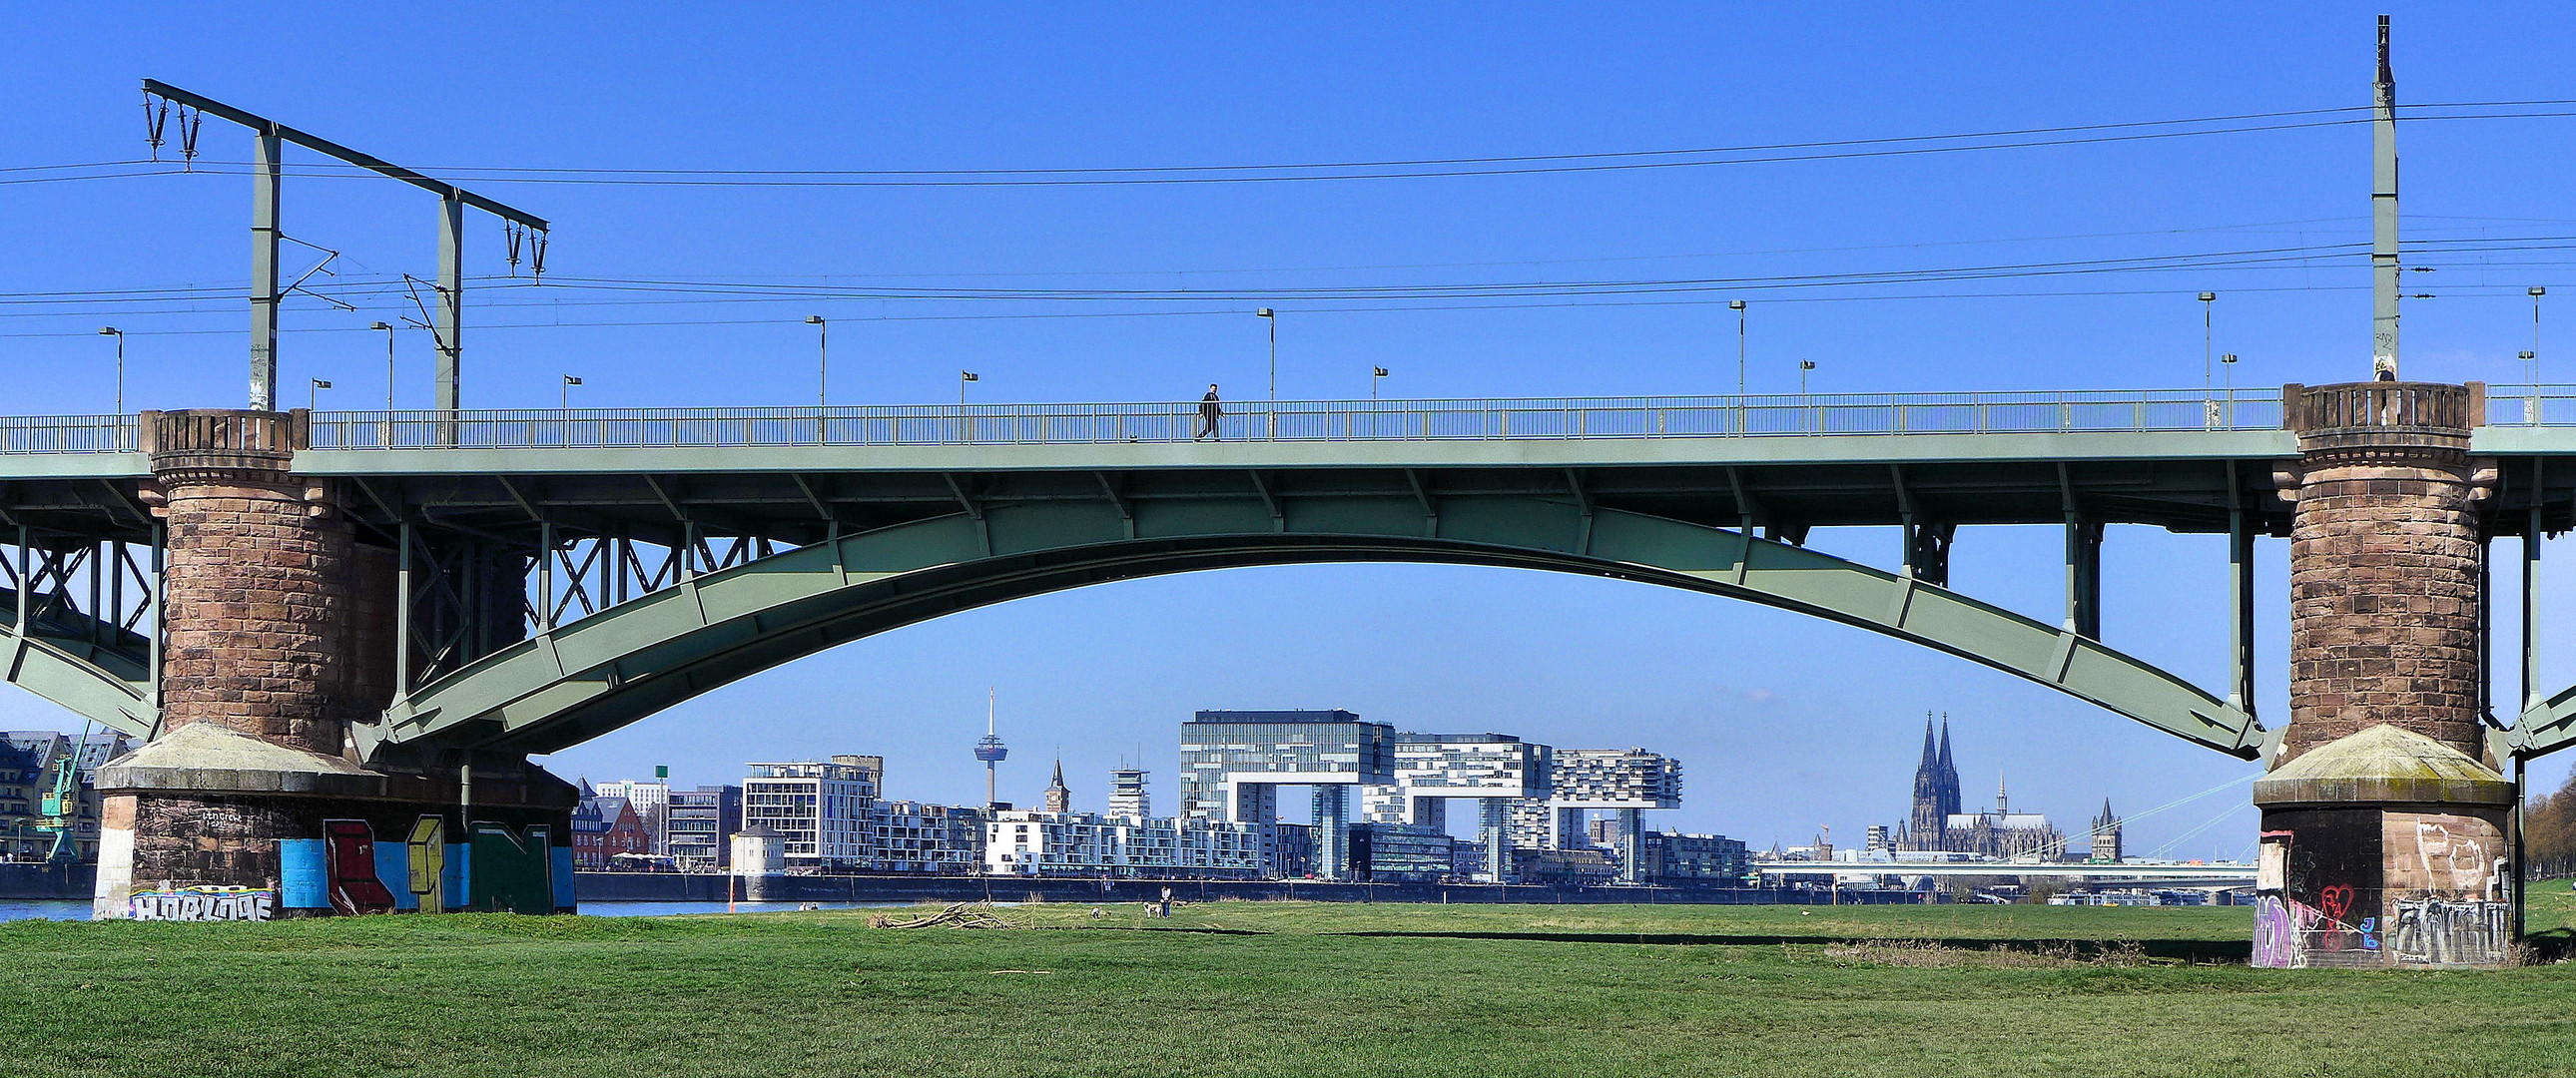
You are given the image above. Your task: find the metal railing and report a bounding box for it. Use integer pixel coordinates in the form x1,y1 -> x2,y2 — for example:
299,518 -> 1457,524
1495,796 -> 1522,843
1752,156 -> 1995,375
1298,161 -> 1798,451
0,415 -> 132,454
2483,384 -> 2576,427
290,389 -> 2292,450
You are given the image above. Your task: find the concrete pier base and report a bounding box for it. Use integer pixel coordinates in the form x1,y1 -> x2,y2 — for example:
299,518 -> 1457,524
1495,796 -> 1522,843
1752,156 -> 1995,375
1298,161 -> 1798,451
2252,725 -> 2514,968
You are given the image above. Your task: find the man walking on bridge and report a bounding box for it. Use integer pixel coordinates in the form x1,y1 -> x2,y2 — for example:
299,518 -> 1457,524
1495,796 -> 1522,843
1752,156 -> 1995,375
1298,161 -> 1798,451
1196,384 -> 1223,441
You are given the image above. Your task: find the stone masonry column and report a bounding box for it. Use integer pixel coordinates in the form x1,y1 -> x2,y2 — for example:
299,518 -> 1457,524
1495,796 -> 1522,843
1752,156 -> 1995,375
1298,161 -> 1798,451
92,410 -> 576,919
149,409 -> 356,756
2255,382 -> 2515,968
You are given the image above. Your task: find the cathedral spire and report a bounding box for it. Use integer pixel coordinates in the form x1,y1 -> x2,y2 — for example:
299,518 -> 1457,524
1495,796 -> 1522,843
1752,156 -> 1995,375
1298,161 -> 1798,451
1918,712 -> 1939,770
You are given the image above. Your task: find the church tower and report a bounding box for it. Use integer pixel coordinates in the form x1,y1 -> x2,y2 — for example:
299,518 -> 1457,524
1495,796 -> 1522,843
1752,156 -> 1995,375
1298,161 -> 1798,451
1042,758 -> 1072,813
2090,799 -> 2123,862
1908,714 -> 1946,849
1936,715 -> 1962,820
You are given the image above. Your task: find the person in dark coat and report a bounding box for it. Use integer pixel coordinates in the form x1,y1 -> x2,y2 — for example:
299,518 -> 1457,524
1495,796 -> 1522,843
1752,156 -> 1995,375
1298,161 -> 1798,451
1196,384 -> 1223,440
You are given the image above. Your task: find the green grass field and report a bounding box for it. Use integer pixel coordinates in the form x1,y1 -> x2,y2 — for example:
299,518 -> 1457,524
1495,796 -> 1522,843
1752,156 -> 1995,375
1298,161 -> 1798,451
7,892 -> 2576,1078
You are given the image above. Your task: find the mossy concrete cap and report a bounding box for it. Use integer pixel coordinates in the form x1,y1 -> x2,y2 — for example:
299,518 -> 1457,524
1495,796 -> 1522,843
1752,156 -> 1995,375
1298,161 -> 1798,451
2253,723 -> 2512,808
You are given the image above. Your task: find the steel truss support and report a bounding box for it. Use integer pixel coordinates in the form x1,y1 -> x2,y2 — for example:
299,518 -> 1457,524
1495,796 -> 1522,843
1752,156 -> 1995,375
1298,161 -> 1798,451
0,526 -> 158,737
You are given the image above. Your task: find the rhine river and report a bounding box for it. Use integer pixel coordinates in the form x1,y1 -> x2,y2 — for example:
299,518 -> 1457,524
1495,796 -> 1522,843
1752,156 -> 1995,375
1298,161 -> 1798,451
0,899 -> 908,921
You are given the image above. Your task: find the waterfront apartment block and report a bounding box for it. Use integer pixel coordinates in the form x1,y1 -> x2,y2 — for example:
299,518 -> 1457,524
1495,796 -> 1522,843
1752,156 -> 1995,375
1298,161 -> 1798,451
873,800 -> 983,873
983,809 -> 1272,877
743,760 -> 881,867
667,785 -> 742,870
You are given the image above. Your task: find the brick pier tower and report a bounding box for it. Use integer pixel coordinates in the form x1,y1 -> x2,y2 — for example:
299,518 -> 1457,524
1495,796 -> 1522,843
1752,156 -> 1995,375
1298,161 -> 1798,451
2254,382 -> 2515,968
92,410 -> 574,919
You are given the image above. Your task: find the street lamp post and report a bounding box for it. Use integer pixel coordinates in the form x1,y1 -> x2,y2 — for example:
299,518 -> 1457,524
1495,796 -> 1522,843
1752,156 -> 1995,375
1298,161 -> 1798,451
806,314 -> 828,406
2220,353 -> 2239,427
310,378 -> 331,411
1729,299 -> 1746,397
960,370 -> 978,407
1371,365 -> 1388,401
2532,287 -> 2548,382
561,374 -> 582,409
1256,308 -> 1277,439
1798,359 -> 1817,433
369,321 -> 396,411
97,327 -> 126,417
2199,291 -> 2217,391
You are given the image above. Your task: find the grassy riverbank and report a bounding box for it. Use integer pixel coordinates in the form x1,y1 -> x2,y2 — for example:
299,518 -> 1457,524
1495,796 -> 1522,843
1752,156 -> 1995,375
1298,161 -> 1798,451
6,897 -> 2576,1077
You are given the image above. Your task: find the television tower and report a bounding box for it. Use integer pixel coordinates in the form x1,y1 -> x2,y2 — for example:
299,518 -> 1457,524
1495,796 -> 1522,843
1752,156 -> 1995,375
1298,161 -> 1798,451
973,687 -> 1008,808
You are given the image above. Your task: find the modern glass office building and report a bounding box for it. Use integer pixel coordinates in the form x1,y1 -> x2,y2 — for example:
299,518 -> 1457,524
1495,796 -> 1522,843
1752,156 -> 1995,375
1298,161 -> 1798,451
1179,710 -> 1394,879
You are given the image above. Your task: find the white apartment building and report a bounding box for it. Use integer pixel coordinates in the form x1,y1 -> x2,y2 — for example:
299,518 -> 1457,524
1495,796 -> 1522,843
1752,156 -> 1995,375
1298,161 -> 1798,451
983,810 -> 1270,877
743,761 -> 879,868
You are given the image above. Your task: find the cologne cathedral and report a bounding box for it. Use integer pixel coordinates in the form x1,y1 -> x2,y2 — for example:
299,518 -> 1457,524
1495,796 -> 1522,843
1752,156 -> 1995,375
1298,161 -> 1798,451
1891,714 -> 2071,860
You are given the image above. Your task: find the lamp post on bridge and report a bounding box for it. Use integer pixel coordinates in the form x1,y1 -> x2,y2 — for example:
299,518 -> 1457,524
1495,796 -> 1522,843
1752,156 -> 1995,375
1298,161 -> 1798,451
1256,307 -> 1277,440
369,321 -> 396,411
2199,291 -> 2217,390
1729,299 -> 1746,398
97,327 -> 124,417
806,314 -> 828,406
561,374 -> 582,410
309,379 -> 330,411
2532,286 -> 2547,386
1371,366 -> 1388,401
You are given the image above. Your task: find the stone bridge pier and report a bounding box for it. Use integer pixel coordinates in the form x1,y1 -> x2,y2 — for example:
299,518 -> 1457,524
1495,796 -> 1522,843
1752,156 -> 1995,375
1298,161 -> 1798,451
2254,381 -> 2517,968
92,410 -> 574,920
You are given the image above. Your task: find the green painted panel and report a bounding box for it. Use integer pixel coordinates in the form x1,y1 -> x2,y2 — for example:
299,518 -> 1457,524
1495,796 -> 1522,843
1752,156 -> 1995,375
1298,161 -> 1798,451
1891,589 -> 2061,673
1286,496 -> 1430,538
1587,512 -> 1738,573
840,516 -> 980,573
1135,498 -> 1272,539
1441,496 -> 1582,552
695,555 -> 842,623
989,502 -> 1124,555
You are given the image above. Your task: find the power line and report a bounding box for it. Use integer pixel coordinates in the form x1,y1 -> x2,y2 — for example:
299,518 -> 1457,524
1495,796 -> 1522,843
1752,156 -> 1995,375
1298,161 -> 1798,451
18,104 -> 2576,191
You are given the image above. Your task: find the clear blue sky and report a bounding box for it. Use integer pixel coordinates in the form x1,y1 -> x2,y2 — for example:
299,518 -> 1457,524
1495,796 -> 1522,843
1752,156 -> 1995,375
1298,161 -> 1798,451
6,2 -> 2576,855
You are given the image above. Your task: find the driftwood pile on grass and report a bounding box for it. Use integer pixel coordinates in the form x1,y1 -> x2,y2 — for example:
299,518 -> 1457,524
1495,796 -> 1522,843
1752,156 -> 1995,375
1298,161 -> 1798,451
868,901 -> 1018,929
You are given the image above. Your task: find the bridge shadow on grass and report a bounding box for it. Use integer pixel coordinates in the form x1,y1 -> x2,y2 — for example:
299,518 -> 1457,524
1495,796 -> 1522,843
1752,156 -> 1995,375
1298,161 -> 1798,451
1328,930 -> 2253,964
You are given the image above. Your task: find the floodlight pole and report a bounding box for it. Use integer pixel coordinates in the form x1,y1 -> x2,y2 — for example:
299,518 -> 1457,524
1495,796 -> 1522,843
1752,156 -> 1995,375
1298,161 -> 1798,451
142,80 -> 548,433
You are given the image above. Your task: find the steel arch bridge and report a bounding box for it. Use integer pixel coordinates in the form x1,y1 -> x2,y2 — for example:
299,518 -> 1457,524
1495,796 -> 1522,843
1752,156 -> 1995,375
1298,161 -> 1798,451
14,385 -> 2576,765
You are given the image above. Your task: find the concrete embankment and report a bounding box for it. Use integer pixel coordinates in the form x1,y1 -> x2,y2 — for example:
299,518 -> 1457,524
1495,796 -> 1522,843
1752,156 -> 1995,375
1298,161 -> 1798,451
574,872 -> 1924,905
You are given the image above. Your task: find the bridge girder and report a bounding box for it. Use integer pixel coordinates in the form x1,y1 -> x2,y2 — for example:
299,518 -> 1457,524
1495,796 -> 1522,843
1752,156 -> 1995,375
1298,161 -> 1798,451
356,493 -> 2264,763
0,619 -> 154,739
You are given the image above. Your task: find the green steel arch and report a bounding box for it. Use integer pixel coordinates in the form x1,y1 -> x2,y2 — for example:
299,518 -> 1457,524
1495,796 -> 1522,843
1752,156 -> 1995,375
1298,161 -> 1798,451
357,493 -> 2263,763
0,612 -> 155,740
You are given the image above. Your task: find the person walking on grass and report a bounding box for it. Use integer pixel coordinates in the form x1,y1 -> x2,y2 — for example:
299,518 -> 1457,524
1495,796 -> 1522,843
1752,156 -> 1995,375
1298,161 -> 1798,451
1196,383 -> 1223,441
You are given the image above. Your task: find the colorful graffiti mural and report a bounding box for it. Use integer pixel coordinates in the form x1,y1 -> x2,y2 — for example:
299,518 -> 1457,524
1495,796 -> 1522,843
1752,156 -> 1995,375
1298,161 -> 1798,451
278,816 -> 568,916
129,886 -> 276,921
324,819 -> 399,914
2385,811 -> 2510,967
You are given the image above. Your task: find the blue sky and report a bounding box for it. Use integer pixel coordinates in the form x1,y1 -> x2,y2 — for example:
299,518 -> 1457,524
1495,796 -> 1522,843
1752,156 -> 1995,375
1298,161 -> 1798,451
6,3 -> 2576,854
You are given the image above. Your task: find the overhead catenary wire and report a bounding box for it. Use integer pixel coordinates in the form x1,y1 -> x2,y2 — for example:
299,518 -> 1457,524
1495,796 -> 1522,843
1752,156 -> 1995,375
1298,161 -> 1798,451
13,100 -> 2576,190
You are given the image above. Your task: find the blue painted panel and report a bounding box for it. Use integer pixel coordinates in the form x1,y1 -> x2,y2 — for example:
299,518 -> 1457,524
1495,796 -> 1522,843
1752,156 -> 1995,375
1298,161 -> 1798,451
443,842 -> 469,911
551,846 -> 575,911
375,838 -> 414,910
279,838 -> 327,908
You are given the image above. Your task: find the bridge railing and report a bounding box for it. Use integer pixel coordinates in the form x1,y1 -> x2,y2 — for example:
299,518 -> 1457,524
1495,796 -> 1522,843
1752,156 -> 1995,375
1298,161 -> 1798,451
0,414 -> 132,453
2482,384 -> 2576,426
291,390 -> 2290,449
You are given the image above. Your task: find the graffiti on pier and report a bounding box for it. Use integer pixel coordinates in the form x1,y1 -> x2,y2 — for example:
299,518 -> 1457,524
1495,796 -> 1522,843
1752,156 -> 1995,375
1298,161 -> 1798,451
128,886 -> 275,921
2384,812 -> 2510,967
2389,898 -> 2509,966
278,815 -> 563,915
324,819 -> 399,914
2252,826 -> 2375,967
408,815 -> 446,913
468,822 -> 556,914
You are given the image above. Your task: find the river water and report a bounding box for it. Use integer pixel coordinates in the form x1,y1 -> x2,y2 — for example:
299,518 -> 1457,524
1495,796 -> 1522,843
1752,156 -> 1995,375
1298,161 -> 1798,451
0,898 -> 916,921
